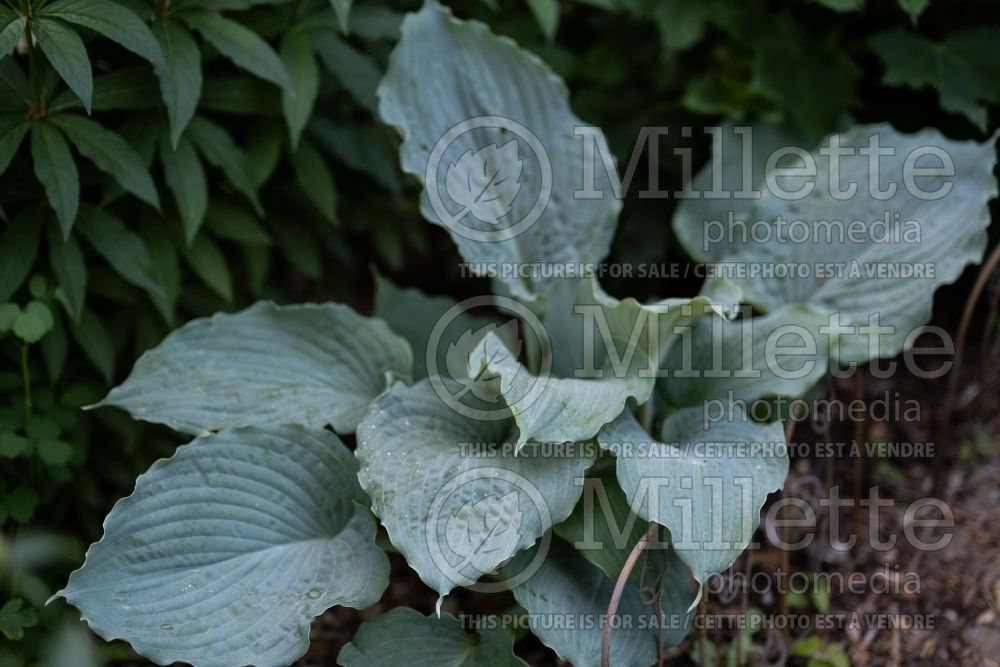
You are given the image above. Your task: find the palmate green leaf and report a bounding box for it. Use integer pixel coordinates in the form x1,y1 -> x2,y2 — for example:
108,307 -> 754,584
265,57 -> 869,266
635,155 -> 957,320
898,0 -> 928,23
601,408 -> 787,585
74,206 -> 169,319
695,125 -> 998,364
280,29 -> 318,148
658,305 -> 832,408
345,4 -> 402,39
0,114 -> 29,176
39,0 -> 161,62
70,307 -> 114,380
0,15 -> 25,60
314,34 -> 380,113
32,18 -> 92,112
47,224 -> 86,323
339,608 -> 527,667
734,8 -> 858,138
30,121 -> 79,237
330,0 -> 352,34
58,425 -> 390,667
186,115 -> 262,214
812,0 -> 864,11
504,542 -> 657,667
0,599 -> 37,641
158,133 -> 208,241
183,233 -> 232,301
49,66 -> 161,113
97,301 -> 412,435
378,1 -> 620,306
356,379 -> 595,600
0,210 -> 42,302
291,138 -> 337,223
870,28 -> 1000,131
180,10 -> 291,91
152,19 -> 201,146
49,113 -> 159,209
526,0 -> 559,41
0,58 -> 30,107
309,118 -> 402,195
204,199 -> 272,246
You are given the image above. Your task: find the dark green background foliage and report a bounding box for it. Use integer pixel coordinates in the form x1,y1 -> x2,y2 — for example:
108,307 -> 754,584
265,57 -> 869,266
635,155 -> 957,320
0,0 -> 997,661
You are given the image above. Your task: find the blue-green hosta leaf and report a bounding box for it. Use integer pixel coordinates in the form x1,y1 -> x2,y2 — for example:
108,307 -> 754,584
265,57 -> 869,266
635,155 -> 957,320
48,113 -> 159,209
471,279 -> 725,448
470,330 -> 649,449
152,19 -> 201,146
553,467 -> 696,648
725,125 -> 997,363
602,408 -> 787,584
658,305 -> 831,408
39,0 -> 161,63
57,425 -> 389,667
505,542 -> 657,667
378,1 -> 620,306
672,122 -> 809,262
0,16 -> 25,59
181,11 -> 291,91
356,379 -> 595,600
339,608 -> 527,667
30,121 -> 79,237
96,301 -> 412,435
373,273 -> 496,381
32,18 -> 92,112
870,29 -> 1000,131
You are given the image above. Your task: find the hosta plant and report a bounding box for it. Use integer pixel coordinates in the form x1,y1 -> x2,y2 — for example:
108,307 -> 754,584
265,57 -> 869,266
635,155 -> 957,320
55,2 -> 998,666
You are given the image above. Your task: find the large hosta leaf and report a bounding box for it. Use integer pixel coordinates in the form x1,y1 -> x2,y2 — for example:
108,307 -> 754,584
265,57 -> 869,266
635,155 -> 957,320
96,301 -> 411,435
554,466 -> 696,648
57,425 -> 389,667
378,1 -> 619,306
470,331 -> 649,449
674,124 -> 998,363
373,274 -> 496,382
673,123 -> 808,262
658,305 -> 831,408
356,379 -> 595,600
602,408 -> 787,584
505,542 -> 658,667
470,278 -> 725,448
339,608 -> 527,666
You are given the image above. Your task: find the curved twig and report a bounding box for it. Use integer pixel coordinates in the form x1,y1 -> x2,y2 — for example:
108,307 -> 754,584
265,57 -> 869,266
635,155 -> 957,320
939,242 -> 1000,460
602,522 -> 660,667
